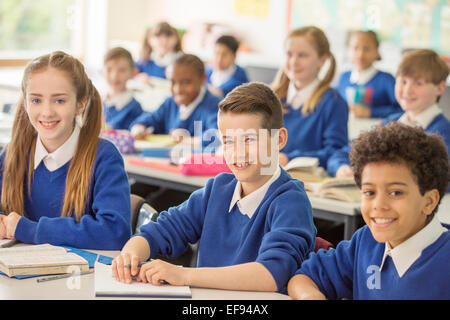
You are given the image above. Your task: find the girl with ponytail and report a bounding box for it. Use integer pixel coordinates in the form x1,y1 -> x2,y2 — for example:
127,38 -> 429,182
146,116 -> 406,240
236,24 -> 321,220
0,51 -> 131,249
272,26 -> 348,169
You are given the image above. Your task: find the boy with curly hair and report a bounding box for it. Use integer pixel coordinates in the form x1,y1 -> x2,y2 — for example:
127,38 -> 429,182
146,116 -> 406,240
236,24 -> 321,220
288,122 -> 450,300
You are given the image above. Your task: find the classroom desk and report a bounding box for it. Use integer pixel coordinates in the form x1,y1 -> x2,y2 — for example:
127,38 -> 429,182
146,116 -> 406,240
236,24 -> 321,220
0,249 -> 290,300
125,160 -> 363,240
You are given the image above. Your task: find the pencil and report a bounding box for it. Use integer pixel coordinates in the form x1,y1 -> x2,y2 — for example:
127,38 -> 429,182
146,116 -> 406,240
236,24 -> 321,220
36,269 -> 93,283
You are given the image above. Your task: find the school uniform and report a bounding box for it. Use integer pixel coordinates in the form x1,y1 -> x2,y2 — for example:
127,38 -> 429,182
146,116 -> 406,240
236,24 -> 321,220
206,64 -> 249,97
0,125 -> 131,250
326,104 -> 450,177
337,67 -> 402,119
281,80 -> 349,169
296,216 -> 450,299
135,51 -> 182,79
129,87 -> 221,148
103,91 -> 143,130
136,166 -> 317,293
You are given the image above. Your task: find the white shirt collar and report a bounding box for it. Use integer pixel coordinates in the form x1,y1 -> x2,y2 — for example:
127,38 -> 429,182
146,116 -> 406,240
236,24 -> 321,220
151,50 -> 182,67
228,166 -> 281,218
379,215 -> 447,277
34,124 -> 80,172
349,66 -> 378,85
286,78 -> 319,110
179,86 -> 206,121
210,64 -> 237,88
104,90 -> 134,111
398,104 -> 442,130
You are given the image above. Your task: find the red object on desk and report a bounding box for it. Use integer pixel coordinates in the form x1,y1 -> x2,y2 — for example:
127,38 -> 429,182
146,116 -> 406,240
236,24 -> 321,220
180,153 -> 232,176
127,157 -> 182,174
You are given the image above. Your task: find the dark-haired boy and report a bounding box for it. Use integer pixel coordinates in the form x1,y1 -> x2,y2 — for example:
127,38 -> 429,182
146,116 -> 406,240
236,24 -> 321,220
206,35 -> 249,97
112,82 -> 316,294
288,122 -> 450,300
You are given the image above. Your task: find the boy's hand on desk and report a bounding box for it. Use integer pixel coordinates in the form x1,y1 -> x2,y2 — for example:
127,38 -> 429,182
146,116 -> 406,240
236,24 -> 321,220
130,124 -> 149,140
112,252 -> 141,284
349,104 -> 371,118
336,165 -> 354,178
3,212 -> 21,239
138,259 -> 188,286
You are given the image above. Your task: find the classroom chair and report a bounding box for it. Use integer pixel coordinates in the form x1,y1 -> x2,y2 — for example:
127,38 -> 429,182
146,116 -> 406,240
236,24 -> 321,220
130,194 -> 198,267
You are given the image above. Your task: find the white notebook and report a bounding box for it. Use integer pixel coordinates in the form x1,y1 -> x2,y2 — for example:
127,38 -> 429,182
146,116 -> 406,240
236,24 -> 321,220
94,262 -> 192,298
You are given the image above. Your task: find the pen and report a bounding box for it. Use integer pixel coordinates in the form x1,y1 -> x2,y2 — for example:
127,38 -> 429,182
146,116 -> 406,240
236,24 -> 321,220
122,261 -> 169,284
36,269 -> 93,283
123,261 -> 148,268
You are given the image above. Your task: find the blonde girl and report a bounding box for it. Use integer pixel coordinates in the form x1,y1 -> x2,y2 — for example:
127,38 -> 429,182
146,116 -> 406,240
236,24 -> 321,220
0,51 -> 131,249
272,26 -> 348,169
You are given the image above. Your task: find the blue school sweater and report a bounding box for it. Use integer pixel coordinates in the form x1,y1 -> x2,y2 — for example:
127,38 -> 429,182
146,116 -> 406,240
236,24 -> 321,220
337,70 -> 402,118
135,60 -> 166,79
281,88 -> 349,169
0,139 -> 131,250
296,225 -> 450,300
129,89 -> 221,148
137,168 -> 317,293
103,97 -> 143,130
206,65 -> 249,97
326,112 -> 450,177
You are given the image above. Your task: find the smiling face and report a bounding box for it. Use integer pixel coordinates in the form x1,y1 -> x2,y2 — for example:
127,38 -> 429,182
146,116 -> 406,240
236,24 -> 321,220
168,64 -> 206,106
25,67 -> 84,153
284,35 -> 326,89
218,111 -> 286,196
395,75 -> 445,117
360,161 -> 436,248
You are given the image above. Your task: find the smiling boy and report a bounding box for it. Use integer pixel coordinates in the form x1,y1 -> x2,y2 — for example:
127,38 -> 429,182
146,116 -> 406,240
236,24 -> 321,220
288,122 -> 450,300
112,82 -> 316,294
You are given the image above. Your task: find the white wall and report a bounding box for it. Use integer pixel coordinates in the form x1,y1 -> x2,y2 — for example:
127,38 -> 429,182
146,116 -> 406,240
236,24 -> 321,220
107,0 -> 288,68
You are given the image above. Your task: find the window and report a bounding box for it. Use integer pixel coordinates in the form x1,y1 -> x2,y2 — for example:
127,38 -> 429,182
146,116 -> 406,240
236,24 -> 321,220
0,0 -> 84,64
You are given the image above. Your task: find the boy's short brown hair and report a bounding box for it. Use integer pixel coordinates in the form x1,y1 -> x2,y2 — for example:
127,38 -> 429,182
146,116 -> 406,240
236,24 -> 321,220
104,47 -> 134,70
396,49 -> 449,85
350,122 -> 449,214
218,82 -> 283,132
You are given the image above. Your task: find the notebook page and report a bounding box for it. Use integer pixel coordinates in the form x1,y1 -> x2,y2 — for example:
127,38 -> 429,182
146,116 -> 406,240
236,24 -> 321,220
94,262 -> 191,298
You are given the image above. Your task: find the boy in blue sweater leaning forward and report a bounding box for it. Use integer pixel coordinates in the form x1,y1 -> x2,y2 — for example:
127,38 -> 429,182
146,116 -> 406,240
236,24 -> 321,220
112,82 -> 316,293
288,122 -> 449,300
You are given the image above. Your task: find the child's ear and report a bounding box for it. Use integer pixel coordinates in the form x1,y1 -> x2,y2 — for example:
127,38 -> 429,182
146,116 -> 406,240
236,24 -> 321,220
133,67 -> 140,77
422,189 -> 440,216
278,127 -> 288,151
437,81 -> 446,96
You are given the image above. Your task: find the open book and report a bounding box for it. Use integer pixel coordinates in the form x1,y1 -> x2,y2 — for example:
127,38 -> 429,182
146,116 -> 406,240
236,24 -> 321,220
284,157 -> 328,182
305,177 -> 361,203
94,262 -> 192,298
0,244 -> 89,277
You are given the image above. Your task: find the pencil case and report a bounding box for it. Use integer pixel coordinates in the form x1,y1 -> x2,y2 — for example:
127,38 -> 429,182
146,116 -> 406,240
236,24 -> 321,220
180,153 -> 231,176
101,130 -> 135,154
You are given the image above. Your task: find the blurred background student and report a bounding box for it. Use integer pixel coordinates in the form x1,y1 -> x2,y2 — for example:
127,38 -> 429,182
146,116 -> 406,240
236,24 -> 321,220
336,30 -> 402,119
206,35 -> 249,98
272,26 -> 348,170
102,47 -> 143,130
135,21 -> 183,83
